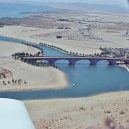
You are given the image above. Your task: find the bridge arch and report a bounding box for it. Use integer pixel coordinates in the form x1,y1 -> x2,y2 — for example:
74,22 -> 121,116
75,59 -> 91,65
25,59 -> 37,65
45,59 -> 56,66
95,59 -> 117,65
96,59 -> 110,65
22,57 -> 129,66
88,59 -> 98,65
31,59 -> 51,66
54,59 -> 70,65
40,59 -> 50,64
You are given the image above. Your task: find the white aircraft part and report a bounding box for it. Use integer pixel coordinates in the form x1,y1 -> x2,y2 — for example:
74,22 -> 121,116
0,98 -> 35,129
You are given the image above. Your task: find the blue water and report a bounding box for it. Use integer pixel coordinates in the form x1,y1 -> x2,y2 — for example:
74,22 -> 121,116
42,46 -> 67,56
0,2 -> 58,18
0,36 -> 129,100
42,45 -> 129,95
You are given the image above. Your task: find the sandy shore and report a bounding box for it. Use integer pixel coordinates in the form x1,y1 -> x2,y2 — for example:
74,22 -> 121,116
0,41 -> 68,91
25,91 -> 129,129
0,41 -> 39,56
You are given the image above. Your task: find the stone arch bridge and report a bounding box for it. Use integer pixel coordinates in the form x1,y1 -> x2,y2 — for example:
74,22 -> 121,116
23,56 -> 129,65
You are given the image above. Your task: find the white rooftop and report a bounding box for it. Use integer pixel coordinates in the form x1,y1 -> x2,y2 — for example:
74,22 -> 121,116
0,98 -> 35,129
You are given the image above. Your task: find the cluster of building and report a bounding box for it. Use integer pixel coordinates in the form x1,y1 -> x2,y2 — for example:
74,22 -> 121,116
100,47 -> 129,58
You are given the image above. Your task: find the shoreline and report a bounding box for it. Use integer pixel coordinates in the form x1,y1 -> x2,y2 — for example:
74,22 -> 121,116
0,41 -> 69,92
119,64 -> 129,72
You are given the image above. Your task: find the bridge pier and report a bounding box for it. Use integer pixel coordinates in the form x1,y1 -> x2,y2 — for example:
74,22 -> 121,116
124,60 -> 129,64
26,59 -> 37,65
89,59 -> 97,65
109,60 -> 116,65
25,59 -> 31,64
68,59 -> 76,65
29,60 -> 35,64
47,59 -> 55,66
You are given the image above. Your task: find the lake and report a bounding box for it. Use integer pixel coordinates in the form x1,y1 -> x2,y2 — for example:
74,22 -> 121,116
0,2 -> 58,18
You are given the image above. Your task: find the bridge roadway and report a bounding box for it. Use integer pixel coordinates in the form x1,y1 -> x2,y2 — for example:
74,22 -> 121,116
23,56 -> 129,65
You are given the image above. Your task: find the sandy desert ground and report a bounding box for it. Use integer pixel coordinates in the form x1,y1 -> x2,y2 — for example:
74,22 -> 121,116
0,41 -> 68,91
0,12 -> 129,55
25,91 -> 129,129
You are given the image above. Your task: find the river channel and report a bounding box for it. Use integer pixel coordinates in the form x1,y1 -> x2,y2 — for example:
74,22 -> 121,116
0,36 -> 129,100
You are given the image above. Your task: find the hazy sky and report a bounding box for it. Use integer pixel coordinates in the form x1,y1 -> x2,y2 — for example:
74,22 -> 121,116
0,0 -> 128,8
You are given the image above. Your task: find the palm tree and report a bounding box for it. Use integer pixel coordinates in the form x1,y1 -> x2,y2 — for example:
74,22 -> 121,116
8,81 -> 11,84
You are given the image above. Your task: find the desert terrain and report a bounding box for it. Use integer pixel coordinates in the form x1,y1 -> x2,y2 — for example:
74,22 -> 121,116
0,12 -> 129,55
0,41 -> 68,91
25,91 -> 129,129
0,11 -> 129,129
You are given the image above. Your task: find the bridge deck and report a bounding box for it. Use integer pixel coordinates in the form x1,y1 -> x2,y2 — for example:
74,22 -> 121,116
23,56 -> 129,61
22,56 -> 129,65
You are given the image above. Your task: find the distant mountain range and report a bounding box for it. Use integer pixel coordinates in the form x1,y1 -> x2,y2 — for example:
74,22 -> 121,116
48,2 -> 129,13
